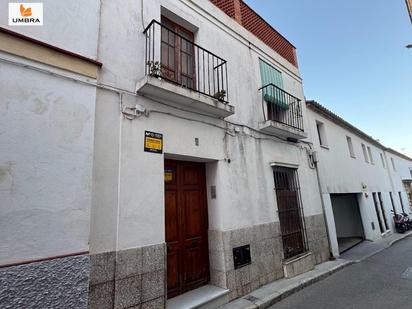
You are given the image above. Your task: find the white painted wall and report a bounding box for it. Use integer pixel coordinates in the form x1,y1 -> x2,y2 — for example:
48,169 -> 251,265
0,55 -> 96,264
0,0 -> 100,263
0,0 -> 100,59
91,0 -> 323,253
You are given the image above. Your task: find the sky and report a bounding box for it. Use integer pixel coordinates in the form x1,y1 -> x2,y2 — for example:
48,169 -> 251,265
244,0 -> 412,156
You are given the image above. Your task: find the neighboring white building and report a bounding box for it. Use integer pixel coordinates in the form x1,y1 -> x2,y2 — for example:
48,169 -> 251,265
306,100 -> 412,257
384,148 -> 412,214
0,0 -> 101,308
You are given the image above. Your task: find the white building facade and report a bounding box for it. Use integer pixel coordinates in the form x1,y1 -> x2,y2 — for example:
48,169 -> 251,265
0,0 -> 331,308
306,101 -> 412,257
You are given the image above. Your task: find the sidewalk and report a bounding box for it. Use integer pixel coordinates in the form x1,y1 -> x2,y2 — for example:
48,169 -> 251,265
219,231 -> 412,309
340,230 -> 412,262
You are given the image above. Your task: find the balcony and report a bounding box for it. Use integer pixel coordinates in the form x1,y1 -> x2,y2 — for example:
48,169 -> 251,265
258,84 -> 307,141
136,20 -> 234,119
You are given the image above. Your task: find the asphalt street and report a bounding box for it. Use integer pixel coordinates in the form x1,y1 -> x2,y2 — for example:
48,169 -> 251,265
270,235 -> 412,309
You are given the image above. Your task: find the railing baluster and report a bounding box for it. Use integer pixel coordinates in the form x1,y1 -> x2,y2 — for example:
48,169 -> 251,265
220,61 -> 224,99
152,26 -> 155,69
203,50 -> 205,95
216,58 -> 220,96
225,62 -> 229,102
145,31 -> 148,75
207,54 -> 210,96
179,37 -> 182,86
212,56 -> 216,97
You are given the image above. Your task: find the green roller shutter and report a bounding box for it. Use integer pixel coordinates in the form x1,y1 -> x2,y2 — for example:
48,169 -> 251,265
259,59 -> 283,89
259,59 -> 287,109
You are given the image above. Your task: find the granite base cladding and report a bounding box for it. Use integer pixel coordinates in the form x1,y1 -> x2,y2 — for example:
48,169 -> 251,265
88,243 -> 166,309
305,214 -> 330,264
87,216 -> 329,306
209,222 -> 284,300
209,215 -> 330,300
0,254 -> 90,309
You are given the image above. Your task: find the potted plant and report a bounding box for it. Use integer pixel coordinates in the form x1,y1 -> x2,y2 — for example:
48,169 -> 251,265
213,90 -> 226,102
147,61 -> 161,78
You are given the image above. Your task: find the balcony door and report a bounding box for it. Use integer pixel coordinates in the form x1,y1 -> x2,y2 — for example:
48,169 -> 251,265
161,16 -> 196,89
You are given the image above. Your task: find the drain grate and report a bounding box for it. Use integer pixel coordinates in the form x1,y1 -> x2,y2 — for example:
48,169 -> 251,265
401,267 -> 412,280
244,295 -> 260,304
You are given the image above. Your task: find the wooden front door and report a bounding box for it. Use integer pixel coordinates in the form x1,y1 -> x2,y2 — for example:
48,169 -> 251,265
164,160 -> 209,298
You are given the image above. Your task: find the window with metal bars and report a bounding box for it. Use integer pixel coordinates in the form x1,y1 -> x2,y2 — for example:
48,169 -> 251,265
372,192 -> 385,234
273,166 -> 308,259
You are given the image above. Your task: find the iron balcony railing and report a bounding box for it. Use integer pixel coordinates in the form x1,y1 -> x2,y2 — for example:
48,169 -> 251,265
259,83 -> 304,132
143,20 -> 229,103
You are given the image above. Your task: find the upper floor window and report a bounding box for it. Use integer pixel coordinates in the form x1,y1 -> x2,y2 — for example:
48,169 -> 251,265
380,153 -> 386,168
361,144 -> 369,163
161,16 -> 195,89
391,158 -> 396,171
367,146 -> 374,164
346,136 -> 355,158
316,121 -> 328,148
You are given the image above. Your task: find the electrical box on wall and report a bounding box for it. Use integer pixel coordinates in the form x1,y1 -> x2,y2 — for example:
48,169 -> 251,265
210,186 -> 216,199
233,245 -> 251,269
311,151 -> 318,163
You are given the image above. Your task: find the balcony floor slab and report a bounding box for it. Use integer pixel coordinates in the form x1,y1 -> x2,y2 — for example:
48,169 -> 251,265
136,76 -> 235,119
259,120 -> 308,141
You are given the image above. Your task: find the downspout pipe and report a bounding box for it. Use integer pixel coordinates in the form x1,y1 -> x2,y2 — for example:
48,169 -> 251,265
313,155 -> 336,260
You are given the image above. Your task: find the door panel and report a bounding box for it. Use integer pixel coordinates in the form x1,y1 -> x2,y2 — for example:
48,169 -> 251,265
184,190 -> 202,238
165,160 -> 209,298
165,190 -> 178,242
167,251 -> 180,294
183,166 -> 200,185
183,245 -> 206,290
